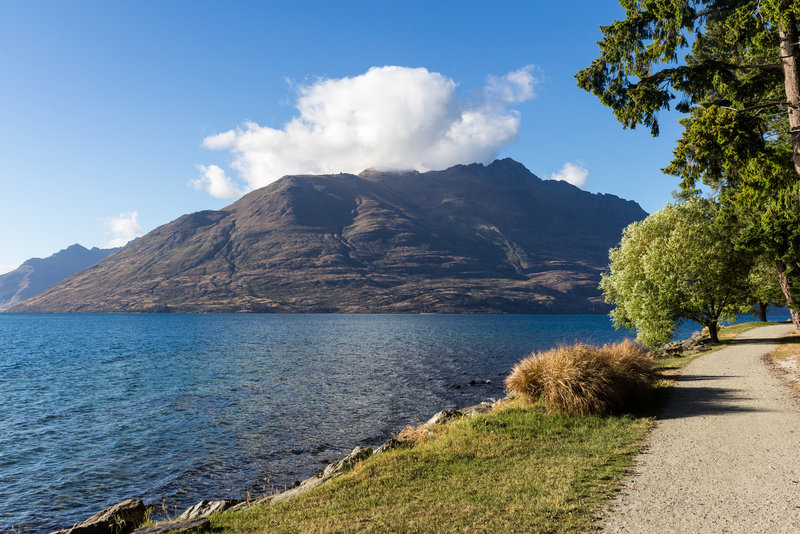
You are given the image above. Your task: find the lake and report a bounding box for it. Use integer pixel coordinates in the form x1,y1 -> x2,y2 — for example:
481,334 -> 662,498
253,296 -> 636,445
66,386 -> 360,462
0,313 -> 768,532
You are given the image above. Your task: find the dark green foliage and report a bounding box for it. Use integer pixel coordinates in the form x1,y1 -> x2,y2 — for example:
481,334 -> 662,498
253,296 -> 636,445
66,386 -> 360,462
576,1 -> 796,146
578,0 -> 800,326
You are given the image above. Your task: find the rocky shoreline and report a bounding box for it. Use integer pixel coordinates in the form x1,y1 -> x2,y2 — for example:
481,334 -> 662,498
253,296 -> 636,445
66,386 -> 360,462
49,397 -> 504,534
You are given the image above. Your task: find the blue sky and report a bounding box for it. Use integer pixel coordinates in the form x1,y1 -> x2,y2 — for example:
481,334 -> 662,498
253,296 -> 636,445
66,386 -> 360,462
0,1 -> 686,272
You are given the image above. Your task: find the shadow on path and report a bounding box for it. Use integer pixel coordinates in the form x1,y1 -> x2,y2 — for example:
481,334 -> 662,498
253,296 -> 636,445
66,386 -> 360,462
721,337 -> 783,346
658,384 -> 774,420
672,375 -> 742,382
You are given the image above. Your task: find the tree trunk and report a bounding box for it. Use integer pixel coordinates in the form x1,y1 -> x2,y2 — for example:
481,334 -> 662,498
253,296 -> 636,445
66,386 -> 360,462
707,320 -> 719,344
759,302 -> 768,322
777,259 -> 800,328
779,18 -> 800,178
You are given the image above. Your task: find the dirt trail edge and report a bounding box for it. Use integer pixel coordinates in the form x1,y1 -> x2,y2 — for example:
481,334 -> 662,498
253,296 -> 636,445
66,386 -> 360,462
602,323 -> 800,534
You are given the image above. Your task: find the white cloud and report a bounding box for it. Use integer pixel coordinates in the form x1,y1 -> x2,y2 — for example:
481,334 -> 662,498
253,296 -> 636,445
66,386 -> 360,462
549,162 -> 588,188
0,264 -> 17,275
190,164 -> 244,199
196,65 -> 539,197
485,65 -> 538,103
104,211 -> 143,248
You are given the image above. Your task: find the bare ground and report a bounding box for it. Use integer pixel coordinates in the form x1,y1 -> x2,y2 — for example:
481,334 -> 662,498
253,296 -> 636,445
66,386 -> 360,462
602,323 -> 800,533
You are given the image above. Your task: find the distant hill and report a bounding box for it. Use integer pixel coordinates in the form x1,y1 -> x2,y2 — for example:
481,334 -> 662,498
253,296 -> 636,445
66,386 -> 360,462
10,159 -> 647,313
0,244 -> 119,311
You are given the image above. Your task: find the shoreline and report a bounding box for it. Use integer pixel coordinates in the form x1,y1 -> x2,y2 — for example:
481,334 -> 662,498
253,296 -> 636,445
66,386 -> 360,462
25,319 -> 770,533
49,393 -> 506,534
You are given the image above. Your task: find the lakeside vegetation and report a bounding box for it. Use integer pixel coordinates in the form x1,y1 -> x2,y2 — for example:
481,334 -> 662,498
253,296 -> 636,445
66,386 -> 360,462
506,339 -> 657,416
578,0 -> 800,341
192,322 -> 769,533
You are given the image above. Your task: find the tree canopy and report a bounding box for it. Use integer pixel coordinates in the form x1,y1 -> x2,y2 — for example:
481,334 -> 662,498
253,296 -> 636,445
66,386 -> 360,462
579,0 -> 800,328
576,0 -> 799,180
601,198 -> 752,347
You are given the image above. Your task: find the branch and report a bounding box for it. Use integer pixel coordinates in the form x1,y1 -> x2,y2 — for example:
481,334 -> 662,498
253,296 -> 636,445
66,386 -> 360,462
718,101 -> 795,113
729,63 -> 782,70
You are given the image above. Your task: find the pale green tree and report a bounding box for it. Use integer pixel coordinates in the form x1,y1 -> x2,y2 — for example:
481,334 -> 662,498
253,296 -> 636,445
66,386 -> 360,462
745,256 -> 785,321
602,198 -> 753,347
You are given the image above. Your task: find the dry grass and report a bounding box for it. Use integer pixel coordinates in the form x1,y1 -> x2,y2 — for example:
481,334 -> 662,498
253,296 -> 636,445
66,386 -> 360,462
505,339 -> 658,416
767,334 -> 800,391
395,425 -> 431,446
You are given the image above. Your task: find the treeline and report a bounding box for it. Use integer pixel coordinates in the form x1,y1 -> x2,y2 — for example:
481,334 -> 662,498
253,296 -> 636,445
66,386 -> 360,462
577,0 -> 800,347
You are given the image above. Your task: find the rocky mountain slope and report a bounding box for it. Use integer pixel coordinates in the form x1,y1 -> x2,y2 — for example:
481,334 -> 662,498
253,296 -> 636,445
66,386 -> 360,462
10,159 -> 646,313
0,244 -> 119,311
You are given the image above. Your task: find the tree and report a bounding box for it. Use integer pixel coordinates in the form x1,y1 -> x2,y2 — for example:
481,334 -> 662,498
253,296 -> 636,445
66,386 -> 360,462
745,256 -> 784,321
576,0 -> 799,176
601,198 -> 753,347
577,0 -> 800,327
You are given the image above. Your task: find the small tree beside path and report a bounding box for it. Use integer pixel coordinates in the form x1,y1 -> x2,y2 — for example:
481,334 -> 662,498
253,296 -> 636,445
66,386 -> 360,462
601,198 -> 753,348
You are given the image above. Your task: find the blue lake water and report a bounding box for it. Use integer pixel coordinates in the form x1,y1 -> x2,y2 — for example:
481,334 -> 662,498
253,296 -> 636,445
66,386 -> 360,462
0,313 -> 781,532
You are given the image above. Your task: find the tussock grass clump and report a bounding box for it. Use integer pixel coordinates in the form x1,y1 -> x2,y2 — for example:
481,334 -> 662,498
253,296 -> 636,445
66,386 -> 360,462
395,425 -> 430,446
505,339 -> 657,416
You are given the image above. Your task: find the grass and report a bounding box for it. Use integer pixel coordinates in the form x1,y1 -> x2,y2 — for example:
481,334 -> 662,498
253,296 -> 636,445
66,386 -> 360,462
200,321 -> 775,533
212,398 -> 650,533
766,327 -> 800,391
718,321 -> 779,341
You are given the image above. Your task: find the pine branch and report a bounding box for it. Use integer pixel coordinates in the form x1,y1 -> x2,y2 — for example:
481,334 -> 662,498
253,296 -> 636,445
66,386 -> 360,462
717,101 -> 794,113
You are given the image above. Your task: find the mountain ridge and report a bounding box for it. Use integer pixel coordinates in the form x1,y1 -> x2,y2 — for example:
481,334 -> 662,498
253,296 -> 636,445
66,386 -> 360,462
0,244 -> 120,311
10,159 -> 646,313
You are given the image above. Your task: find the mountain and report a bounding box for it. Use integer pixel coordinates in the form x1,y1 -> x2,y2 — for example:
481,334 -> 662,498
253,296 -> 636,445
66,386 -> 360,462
0,244 -> 120,311
10,159 -> 646,313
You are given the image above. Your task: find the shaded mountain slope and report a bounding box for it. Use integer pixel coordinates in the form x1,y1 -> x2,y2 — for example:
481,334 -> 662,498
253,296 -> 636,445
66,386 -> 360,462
11,159 -> 646,313
0,244 -> 119,311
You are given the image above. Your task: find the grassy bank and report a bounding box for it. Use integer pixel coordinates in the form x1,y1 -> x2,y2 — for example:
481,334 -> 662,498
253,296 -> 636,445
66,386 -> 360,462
213,399 -> 649,533
199,322 -> 770,533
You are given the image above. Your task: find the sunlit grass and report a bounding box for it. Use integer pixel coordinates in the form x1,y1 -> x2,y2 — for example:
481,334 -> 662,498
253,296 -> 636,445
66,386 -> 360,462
718,321 -> 779,341
212,397 -> 651,533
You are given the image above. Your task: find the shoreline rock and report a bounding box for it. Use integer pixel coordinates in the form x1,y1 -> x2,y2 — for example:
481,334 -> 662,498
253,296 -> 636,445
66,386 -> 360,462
131,518 -> 209,534
178,500 -> 239,521
654,330 -> 711,358
49,498 -> 146,534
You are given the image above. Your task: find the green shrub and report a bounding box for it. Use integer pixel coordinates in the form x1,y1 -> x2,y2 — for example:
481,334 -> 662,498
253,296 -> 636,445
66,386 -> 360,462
505,339 -> 657,415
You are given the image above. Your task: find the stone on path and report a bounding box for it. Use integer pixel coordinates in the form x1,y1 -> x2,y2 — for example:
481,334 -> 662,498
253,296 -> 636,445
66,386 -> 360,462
603,324 -> 800,533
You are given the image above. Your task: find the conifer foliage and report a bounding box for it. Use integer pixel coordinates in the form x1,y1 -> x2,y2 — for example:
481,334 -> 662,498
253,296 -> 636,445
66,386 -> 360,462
578,1 -> 800,327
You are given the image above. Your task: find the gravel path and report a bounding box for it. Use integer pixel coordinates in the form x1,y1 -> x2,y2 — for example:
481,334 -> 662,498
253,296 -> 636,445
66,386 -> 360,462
602,324 -> 800,533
